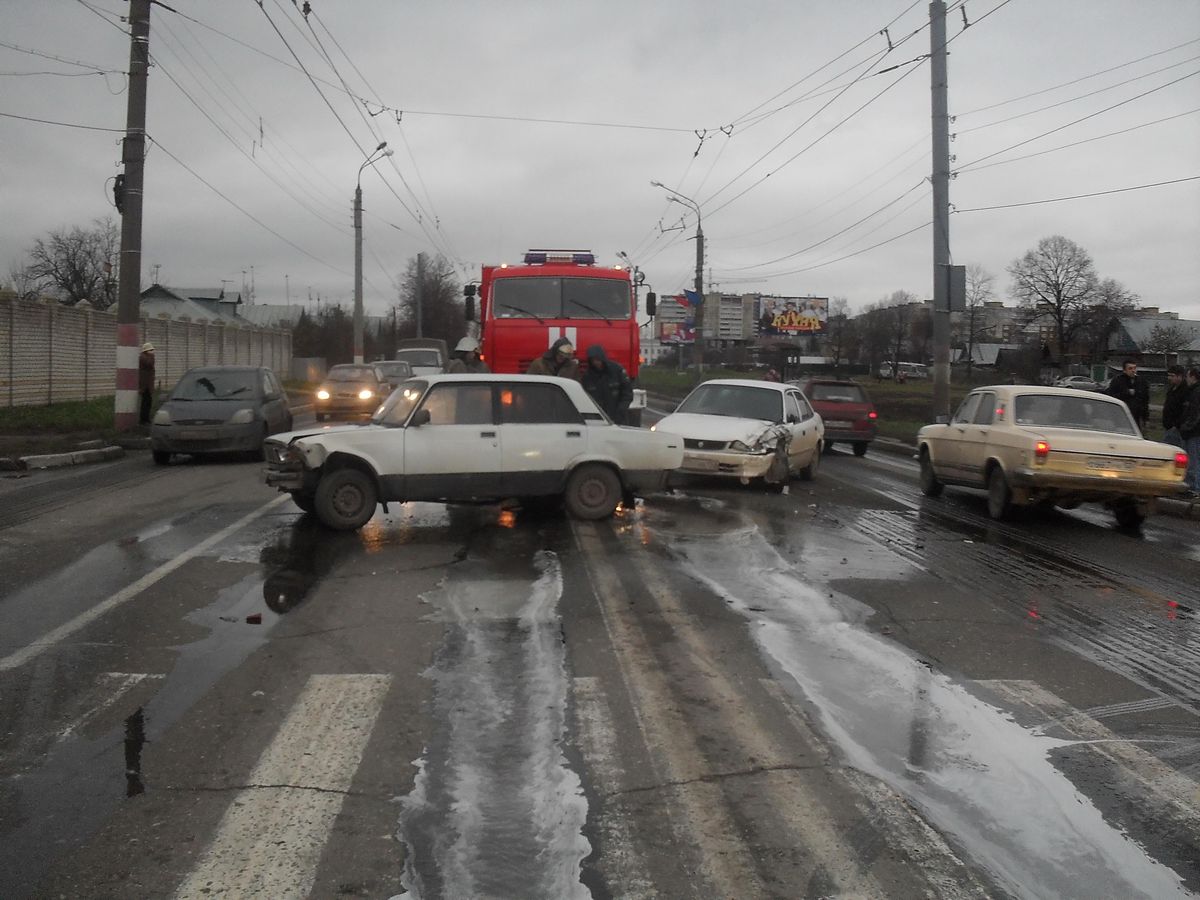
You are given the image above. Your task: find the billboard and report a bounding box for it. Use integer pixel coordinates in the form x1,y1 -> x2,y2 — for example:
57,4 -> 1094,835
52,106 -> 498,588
659,321 -> 695,344
757,296 -> 828,336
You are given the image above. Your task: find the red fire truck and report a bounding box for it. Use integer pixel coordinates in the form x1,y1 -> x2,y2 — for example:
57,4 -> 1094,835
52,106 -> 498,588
464,249 -> 652,424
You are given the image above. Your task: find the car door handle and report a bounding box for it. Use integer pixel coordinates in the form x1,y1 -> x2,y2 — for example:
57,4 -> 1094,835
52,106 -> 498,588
480,430 -> 496,438
566,430 -> 581,437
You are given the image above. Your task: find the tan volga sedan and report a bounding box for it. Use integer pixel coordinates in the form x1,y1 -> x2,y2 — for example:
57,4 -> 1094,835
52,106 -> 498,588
917,385 -> 1188,527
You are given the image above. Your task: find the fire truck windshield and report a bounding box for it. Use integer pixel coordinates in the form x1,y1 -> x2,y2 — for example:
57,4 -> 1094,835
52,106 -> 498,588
493,277 -> 630,321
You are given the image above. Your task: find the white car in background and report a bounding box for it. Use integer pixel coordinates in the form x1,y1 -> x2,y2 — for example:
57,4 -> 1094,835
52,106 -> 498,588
265,374 -> 683,529
653,379 -> 824,490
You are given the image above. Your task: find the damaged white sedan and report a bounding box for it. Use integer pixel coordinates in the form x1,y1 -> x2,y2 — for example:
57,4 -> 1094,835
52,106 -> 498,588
653,379 -> 823,490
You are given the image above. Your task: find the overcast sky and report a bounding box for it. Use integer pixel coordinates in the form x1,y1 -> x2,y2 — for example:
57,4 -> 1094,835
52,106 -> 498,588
3,0 -> 1198,320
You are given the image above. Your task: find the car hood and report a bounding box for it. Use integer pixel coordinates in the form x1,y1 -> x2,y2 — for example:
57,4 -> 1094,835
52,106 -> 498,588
655,412 -> 780,443
269,423 -> 380,444
163,398 -> 257,418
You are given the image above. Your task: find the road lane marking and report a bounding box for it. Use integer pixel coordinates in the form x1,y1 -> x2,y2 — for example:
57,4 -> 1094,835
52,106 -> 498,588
983,680 -> 1200,830
572,520 -> 768,899
174,673 -> 391,900
0,494 -> 289,674
572,676 -> 656,899
57,672 -> 164,739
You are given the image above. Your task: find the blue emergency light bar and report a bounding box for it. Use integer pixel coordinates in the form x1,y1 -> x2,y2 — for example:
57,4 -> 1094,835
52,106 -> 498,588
523,250 -> 595,266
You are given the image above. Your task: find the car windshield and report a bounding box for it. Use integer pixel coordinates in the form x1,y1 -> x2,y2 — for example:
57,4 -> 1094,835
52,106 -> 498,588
1013,394 -> 1137,435
327,366 -> 377,382
395,350 -> 442,367
372,379 -> 428,426
677,384 -> 783,423
376,362 -> 412,377
492,276 -> 630,320
172,370 -> 257,400
811,384 -> 866,403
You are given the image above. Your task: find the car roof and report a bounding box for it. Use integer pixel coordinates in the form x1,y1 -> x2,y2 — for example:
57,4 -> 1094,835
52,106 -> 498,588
690,379 -> 791,393
970,384 -> 1123,403
181,365 -> 264,374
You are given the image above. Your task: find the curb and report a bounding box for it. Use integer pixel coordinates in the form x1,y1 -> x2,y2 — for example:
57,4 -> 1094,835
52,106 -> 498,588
18,445 -> 125,470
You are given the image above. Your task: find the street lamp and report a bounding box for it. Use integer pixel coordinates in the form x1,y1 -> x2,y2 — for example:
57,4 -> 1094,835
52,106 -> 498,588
354,141 -> 394,363
650,180 -> 705,368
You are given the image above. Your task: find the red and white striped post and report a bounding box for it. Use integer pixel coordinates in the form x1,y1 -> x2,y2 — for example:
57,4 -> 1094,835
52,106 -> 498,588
113,0 -> 151,430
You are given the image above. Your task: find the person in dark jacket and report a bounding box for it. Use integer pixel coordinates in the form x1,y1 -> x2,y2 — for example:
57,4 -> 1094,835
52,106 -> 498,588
580,345 -> 633,424
526,337 -> 580,379
1177,367 -> 1200,495
1104,358 -> 1149,432
138,342 -> 156,425
1161,364 -> 1188,447
445,337 -> 490,374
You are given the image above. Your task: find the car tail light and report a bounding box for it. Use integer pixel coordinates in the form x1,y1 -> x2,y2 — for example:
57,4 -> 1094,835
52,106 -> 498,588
868,410 -> 878,419
1035,440 -> 1050,462
1175,451 -> 1188,470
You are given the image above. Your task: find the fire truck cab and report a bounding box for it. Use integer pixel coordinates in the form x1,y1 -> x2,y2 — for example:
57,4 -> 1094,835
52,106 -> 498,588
465,249 -> 648,425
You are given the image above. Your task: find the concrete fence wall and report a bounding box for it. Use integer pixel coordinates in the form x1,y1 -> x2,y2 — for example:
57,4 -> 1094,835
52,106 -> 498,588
0,296 -> 292,408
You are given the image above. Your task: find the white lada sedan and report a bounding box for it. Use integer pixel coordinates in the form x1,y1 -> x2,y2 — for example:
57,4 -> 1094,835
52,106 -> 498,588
653,379 -> 824,489
917,385 -> 1188,527
264,374 -> 683,530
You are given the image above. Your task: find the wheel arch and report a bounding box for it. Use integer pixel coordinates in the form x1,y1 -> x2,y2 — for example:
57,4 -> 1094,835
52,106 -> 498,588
321,451 -> 383,491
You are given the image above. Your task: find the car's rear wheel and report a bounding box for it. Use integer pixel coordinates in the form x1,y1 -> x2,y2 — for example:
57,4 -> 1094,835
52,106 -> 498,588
919,449 -> 943,497
152,450 -> 170,466
314,468 -> 377,530
987,466 -> 1012,520
853,442 -> 868,457
289,490 -> 315,513
1112,500 -> 1146,529
564,464 -> 622,520
798,443 -> 821,481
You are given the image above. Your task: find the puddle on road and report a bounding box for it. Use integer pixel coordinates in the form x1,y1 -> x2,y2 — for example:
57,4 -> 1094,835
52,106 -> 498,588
649,515 -> 1194,900
398,550 -> 590,900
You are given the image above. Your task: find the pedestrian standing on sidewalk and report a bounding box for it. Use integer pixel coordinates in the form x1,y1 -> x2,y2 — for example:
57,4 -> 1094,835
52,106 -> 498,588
138,342 -> 156,426
1177,367 -> 1200,497
1104,358 -> 1150,433
1161,364 -> 1188,448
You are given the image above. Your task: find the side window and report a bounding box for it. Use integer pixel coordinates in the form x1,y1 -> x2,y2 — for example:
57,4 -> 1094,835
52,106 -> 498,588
785,393 -> 805,422
261,371 -> 274,397
952,393 -> 982,424
419,383 -> 494,425
973,392 -> 996,425
268,372 -> 283,396
499,383 -> 584,424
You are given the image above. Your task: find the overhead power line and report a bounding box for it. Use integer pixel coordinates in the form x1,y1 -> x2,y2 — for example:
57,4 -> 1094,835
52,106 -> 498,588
954,175 -> 1200,212
0,109 -> 124,132
0,39 -> 114,71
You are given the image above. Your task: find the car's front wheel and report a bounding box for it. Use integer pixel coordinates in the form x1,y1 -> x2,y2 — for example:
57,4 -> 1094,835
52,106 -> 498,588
919,449 -> 943,497
152,450 -> 170,466
314,467 -> 377,530
987,466 -> 1012,520
798,443 -> 821,481
564,463 -> 622,520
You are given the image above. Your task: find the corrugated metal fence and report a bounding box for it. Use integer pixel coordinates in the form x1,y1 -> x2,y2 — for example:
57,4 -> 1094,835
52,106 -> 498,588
0,296 -> 292,407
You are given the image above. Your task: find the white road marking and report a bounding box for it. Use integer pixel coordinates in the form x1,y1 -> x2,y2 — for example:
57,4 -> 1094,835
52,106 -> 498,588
175,673 -> 391,900
0,494 -> 290,673
572,676 -> 656,899
57,672 -> 164,739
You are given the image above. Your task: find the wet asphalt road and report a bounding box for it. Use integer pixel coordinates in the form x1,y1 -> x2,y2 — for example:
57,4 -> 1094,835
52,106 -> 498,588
1,415 -> 1198,899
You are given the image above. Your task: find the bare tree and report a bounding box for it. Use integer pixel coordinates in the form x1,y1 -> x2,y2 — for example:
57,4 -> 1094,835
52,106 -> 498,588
961,263 -> 995,376
885,290 -> 918,377
823,297 -> 858,374
1075,276 -> 1139,363
397,253 -> 465,342
1007,235 -> 1103,360
1142,323 -> 1196,367
20,217 -> 119,307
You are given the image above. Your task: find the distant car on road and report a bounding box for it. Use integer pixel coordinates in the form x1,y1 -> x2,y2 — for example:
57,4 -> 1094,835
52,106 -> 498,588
313,364 -> 392,421
653,379 -> 823,490
797,378 -> 878,456
1054,375 -> 1102,391
395,338 -> 449,376
150,366 -> 293,465
265,374 -> 683,529
917,384 -> 1187,527
374,360 -> 415,389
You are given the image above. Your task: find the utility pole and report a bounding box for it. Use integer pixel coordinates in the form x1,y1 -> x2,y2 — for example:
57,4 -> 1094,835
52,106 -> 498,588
415,251 -> 425,338
694,220 -> 705,371
113,0 -> 150,432
930,0 -> 952,419
353,185 -> 364,363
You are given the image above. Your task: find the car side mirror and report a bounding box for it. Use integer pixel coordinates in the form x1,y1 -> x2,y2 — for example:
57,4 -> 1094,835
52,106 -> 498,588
409,409 -> 431,427
935,415 -> 950,425
645,291 -> 657,316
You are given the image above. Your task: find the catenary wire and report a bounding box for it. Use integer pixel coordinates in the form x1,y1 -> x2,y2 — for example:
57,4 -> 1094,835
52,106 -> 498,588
953,175 -> 1200,212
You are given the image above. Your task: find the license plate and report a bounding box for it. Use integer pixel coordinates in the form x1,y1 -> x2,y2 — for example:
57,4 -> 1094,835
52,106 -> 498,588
178,429 -> 213,440
826,420 -> 852,428
1087,457 -> 1135,472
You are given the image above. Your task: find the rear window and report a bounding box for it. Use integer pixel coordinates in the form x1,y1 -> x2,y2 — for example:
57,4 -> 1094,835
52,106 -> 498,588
395,350 -> 442,367
810,384 -> 867,403
1013,394 -> 1136,435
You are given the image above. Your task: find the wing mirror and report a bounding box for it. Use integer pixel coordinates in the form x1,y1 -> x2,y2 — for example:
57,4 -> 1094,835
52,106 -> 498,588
463,284 -> 476,321
645,291 -> 656,316
409,409 -> 431,427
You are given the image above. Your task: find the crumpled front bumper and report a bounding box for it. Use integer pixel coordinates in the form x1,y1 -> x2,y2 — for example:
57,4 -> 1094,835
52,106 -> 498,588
677,449 -> 776,480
